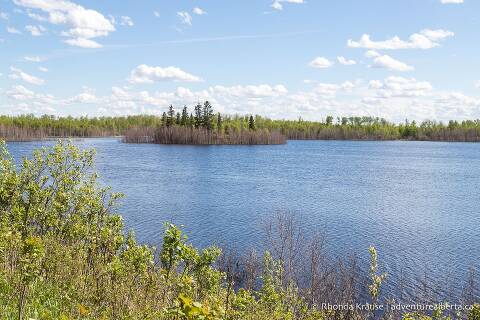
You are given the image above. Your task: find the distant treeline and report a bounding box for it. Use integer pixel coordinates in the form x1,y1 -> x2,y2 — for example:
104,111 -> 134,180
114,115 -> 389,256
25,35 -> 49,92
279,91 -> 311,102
2,104 -> 480,143
0,114 -> 159,141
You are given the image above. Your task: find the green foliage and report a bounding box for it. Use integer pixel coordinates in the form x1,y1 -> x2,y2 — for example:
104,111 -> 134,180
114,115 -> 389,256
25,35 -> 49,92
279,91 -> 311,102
368,246 -> 387,303
469,304 -> 480,320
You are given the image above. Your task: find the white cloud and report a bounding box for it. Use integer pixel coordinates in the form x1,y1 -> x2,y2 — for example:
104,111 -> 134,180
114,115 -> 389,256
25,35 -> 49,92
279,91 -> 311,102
177,11 -> 192,26
7,85 -> 35,100
312,81 -> 355,98
210,84 -> 288,98
68,92 -> 97,103
370,54 -> 414,72
419,29 -> 454,41
25,24 -> 46,36
369,76 -> 432,98
26,10 -> 47,21
38,66 -> 48,72
440,0 -> 463,3
309,57 -> 333,69
5,85 -> 58,114
9,67 -> 45,85
7,26 -> 21,34
271,0 -> 305,11
475,81 -> 480,89
13,0 -> 115,48
120,16 -> 133,27
337,56 -> 356,66
0,12 -> 9,20
348,29 -> 454,50
193,7 -> 207,15
64,37 -> 102,48
24,55 -> 43,62
153,11 -> 160,18
128,64 -> 202,84
365,50 -> 381,58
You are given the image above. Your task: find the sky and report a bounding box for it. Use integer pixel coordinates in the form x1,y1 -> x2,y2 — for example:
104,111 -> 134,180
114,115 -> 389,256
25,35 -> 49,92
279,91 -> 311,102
0,0 -> 479,122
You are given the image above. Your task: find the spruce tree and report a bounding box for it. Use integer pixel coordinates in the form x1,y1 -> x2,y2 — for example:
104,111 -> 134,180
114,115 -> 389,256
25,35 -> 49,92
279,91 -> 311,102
176,112 -> 181,125
248,115 -> 255,130
216,113 -> 222,132
167,105 -> 175,127
161,112 -> 167,126
189,113 -> 194,128
194,103 -> 202,128
202,101 -> 214,130
181,106 -> 188,126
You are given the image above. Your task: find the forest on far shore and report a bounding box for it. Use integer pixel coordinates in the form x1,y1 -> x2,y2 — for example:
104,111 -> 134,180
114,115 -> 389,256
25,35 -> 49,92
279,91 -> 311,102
2,101 -> 480,143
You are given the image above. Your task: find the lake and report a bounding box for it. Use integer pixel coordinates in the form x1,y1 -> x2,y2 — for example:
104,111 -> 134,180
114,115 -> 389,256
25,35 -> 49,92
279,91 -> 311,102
6,138 -> 480,301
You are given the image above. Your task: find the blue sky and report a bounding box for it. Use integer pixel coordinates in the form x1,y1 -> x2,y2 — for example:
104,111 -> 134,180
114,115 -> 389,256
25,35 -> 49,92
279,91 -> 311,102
0,0 -> 479,122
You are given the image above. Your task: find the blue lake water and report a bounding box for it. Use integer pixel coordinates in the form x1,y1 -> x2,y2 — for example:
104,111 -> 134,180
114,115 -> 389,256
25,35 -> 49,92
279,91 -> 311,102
6,138 -> 480,300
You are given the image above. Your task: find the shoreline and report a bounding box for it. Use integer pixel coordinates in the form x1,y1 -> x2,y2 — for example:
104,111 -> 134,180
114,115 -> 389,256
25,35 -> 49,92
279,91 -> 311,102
3,135 -> 480,144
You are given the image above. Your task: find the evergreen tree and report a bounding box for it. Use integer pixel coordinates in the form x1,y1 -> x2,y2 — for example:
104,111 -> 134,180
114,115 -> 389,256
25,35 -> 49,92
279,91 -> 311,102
181,106 -> 188,126
189,113 -> 194,128
176,112 -> 181,125
167,105 -> 175,127
216,113 -> 222,132
326,115 -> 333,126
248,115 -> 255,130
202,101 -> 214,130
161,112 -> 167,126
194,103 -> 202,128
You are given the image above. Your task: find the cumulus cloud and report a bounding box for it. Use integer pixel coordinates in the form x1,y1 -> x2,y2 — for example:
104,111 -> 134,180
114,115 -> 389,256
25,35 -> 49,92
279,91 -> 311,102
128,64 -> 202,84
365,50 -> 381,58
68,91 -> 97,103
7,26 -> 21,34
64,37 -> 102,48
0,12 -> 9,20
370,54 -> 414,72
120,16 -> 133,27
193,7 -> 207,15
38,66 -> 48,72
26,10 -> 47,21
309,57 -> 333,69
13,0 -> 115,48
369,76 -> 432,98
348,29 -> 454,50
5,85 -> 57,114
6,85 -> 35,100
177,11 -> 192,26
271,0 -> 305,11
24,55 -> 43,62
337,56 -> 356,66
9,67 -> 45,85
25,24 -> 46,36
210,84 -> 288,98
440,0 -> 463,3
312,81 -> 355,98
